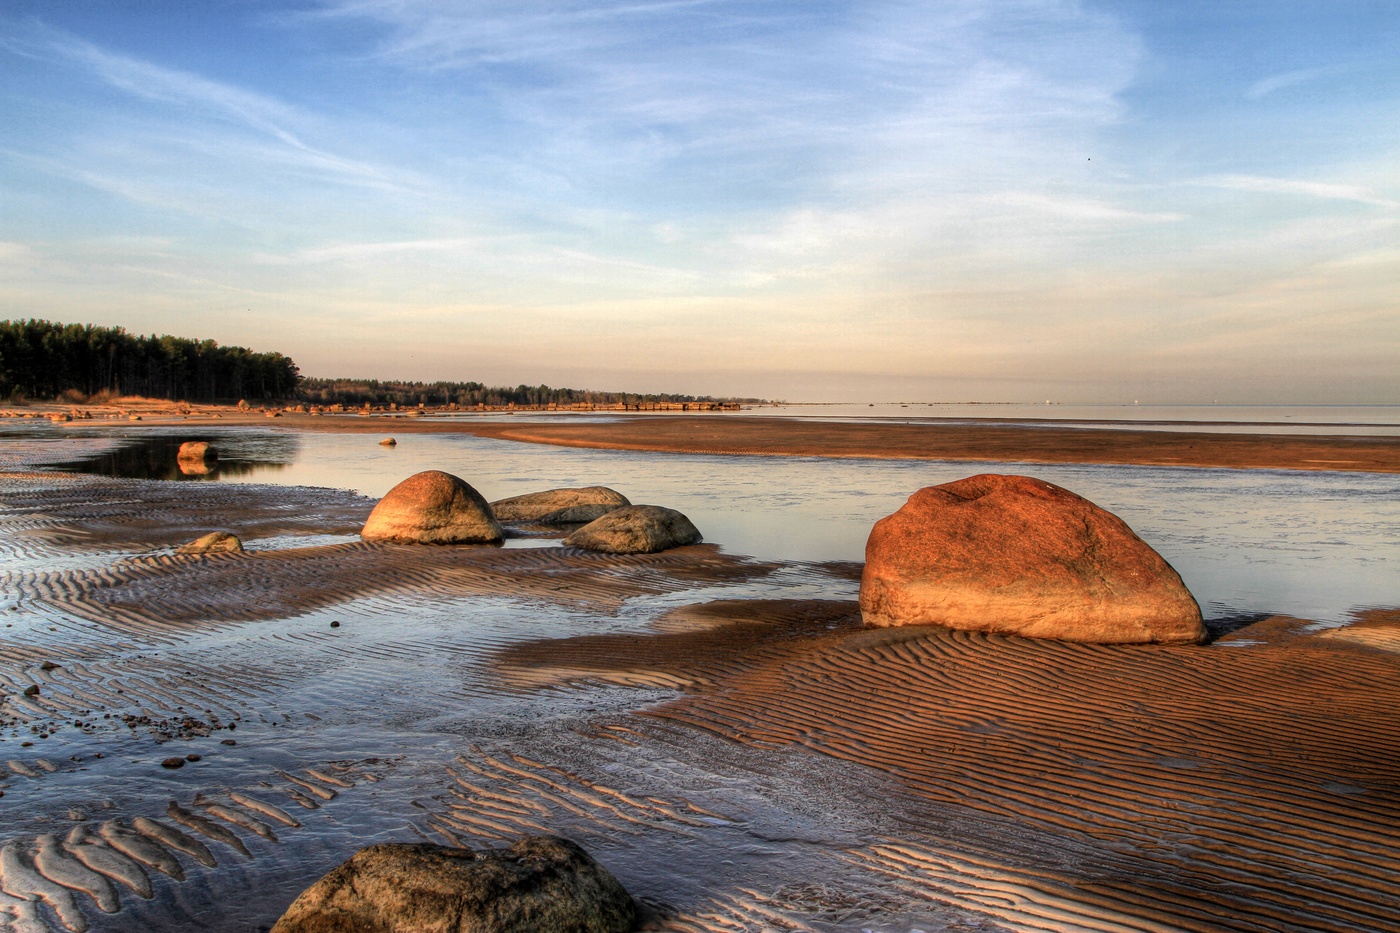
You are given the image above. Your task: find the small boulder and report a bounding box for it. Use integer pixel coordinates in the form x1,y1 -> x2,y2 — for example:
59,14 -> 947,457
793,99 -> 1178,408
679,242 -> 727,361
379,438 -> 397,446
564,505 -> 701,554
859,474 -> 1205,644
177,441 -> 218,475
271,836 -> 636,933
361,471 -> 503,545
491,487 -> 630,523
177,441 -> 217,462
177,532 -> 244,555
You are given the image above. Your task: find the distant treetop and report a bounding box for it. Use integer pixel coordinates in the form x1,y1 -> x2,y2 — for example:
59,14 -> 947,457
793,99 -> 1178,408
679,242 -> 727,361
0,319 -> 762,407
0,318 -> 298,403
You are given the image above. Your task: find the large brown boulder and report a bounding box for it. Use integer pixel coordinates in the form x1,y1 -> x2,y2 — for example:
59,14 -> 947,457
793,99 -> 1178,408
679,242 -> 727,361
271,837 -> 636,933
362,471 -> 503,545
491,487 -> 630,524
563,505 -> 701,554
859,474 -> 1204,644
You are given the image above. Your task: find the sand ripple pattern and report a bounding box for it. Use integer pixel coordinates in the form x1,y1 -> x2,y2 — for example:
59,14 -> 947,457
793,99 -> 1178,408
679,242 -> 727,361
0,470 -> 371,571
0,761 -> 383,932
497,600 -> 1400,932
4,542 -> 773,650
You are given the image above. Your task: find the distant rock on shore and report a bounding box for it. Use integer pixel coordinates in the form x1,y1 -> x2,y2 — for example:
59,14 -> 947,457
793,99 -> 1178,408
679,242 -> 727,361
361,470 -> 503,545
859,474 -> 1205,644
491,487 -> 630,524
564,505 -> 701,554
271,836 -> 637,933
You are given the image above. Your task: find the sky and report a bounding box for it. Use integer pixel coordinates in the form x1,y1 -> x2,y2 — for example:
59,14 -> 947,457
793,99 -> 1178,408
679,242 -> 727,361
1,1 -> 1397,403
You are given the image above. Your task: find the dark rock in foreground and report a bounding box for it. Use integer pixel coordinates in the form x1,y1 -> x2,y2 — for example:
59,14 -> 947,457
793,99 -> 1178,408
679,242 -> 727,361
176,531 -> 244,555
361,471 -> 503,545
491,487 -> 630,524
859,474 -> 1205,644
564,505 -> 701,554
271,836 -> 637,933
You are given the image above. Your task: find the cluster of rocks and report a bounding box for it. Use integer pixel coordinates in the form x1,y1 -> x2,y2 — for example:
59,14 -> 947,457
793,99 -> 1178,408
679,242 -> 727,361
359,471 -> 702,554
228,465 -> 1201,931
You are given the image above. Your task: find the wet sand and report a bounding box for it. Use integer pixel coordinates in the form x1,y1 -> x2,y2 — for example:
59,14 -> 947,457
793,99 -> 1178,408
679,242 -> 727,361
2,428 -> 1399,931
18,400 -> 1400,472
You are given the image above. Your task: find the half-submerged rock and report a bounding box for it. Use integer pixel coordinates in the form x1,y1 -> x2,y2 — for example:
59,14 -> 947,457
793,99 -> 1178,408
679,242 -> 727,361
177,441 -> 218,476
176,532 -> 244,555
177,441 -> 216,462
271,836 -> 636,933
491,487 -> 630,524
361,471 -> 503,545
859,474 -> 1204,644
563,505 -> 700,554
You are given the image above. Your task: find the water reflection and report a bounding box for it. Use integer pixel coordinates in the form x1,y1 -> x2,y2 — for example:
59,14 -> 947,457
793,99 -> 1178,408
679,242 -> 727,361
54,431 -> 299,481
39,426 -> 1400,624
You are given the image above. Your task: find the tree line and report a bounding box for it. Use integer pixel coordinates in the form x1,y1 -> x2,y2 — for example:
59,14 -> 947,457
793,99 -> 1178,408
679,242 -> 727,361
1,319 -> 299,402
2,318 -> 759,407
298,377 -> 739,409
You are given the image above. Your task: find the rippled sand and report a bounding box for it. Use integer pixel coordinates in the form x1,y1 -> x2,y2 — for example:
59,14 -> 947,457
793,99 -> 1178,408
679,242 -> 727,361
2,433 -> 1399,932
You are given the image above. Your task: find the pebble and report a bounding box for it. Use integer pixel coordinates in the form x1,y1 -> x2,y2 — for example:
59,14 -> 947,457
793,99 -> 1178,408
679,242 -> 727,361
330,620 -> 341,628
160,758 -> 185,769
220,739 -> 237,746
185,754 -> 201,762
23,685 -> 39,697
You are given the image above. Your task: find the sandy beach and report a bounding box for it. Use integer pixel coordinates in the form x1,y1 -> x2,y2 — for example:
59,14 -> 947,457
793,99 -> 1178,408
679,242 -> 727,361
22,403 -> 1400,473
1,412 -> 1398,931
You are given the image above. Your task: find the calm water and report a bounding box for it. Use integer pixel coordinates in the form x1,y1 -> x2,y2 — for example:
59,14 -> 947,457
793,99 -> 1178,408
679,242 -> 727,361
420,403 -> 1400,435
39,423 -> 1400,625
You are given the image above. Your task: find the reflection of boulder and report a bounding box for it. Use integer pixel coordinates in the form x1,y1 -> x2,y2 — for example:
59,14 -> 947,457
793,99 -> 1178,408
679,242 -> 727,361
859,474 -> 1205,644
361,471 -> 503,545
177,441 -> 217,475
177,532 -> 244,555
492,487 -> 630,523
271,836 -> 636,933
564,505 -> 701,554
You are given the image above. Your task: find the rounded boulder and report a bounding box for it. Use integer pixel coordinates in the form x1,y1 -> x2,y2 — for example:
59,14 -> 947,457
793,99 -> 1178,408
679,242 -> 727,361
491,487 -> 630,523
361,471 -> 503,545
859,474 -> 1205,644
271,836 -> 637,933
563,505 -> 701,554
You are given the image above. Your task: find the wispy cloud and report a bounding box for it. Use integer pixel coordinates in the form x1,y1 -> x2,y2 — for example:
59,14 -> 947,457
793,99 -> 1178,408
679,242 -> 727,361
1245,64 -> 1346,101
1197,174 -> 1398,209
12,26 -> 415,197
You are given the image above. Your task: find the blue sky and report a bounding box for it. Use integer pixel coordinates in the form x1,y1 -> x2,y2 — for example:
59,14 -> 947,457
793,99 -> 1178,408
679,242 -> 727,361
2,1 -> 1396,402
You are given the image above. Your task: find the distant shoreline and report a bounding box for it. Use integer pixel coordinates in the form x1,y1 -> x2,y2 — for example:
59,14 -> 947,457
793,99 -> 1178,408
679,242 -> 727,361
10,398 -> 1400,474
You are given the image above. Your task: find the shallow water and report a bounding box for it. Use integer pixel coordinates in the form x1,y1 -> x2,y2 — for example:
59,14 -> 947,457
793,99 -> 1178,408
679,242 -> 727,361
2,423 -> 1399,932
42,424 -> 1400,624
